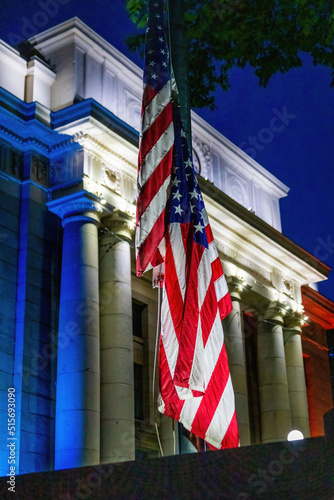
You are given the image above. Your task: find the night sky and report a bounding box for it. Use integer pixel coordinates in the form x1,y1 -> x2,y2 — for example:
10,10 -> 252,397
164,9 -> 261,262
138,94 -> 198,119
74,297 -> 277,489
0,0 -> 333,302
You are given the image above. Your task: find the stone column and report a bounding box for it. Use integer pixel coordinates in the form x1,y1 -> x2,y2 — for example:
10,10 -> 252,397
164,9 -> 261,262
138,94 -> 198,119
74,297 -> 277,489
223,277 -> 251,446
160,415 -> 179,456
99,211 -> 135,463
284,313 -> 310,438
257,302 -> 292,443
48,194 -> 102,470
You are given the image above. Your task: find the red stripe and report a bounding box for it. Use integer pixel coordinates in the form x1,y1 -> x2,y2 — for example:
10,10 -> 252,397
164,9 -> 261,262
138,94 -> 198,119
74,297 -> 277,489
191,343 -> 230,438
205,224 -> 214,244
173,224 -> 204,389
200,279 -> 218,347
136,147 -> 173,222
218,294 -> 233,319
159,340 -> 184,421
164,230 -> 184,343
136,209 -> 166,276
211,257 -> 223,282
139,101 -> 173,163
219,411 -> 239,449
142,85 -> 158,114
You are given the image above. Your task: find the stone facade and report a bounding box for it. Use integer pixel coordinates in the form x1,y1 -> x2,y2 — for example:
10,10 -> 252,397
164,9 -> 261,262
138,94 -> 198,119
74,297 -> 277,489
0,18 -> 333,476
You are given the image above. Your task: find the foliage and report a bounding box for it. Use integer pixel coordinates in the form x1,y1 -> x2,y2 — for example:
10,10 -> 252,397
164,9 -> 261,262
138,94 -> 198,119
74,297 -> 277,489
126,0 -> 334,109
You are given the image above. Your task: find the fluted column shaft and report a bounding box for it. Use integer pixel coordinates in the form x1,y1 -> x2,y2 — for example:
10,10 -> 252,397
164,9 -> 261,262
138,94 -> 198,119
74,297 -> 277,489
55,210 -> 101,469
284,314 -> 310,438
257,302 -> 292,443
99,212 -> 135,463
223,277 -> 250,446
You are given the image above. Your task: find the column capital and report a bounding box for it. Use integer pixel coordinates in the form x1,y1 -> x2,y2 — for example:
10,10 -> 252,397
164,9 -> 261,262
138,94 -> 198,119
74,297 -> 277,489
226,275 -> 251,301
100,210 -> 135,242
285,311 -> 304,333
264,300 -> 287,325
47,191 -> 105,225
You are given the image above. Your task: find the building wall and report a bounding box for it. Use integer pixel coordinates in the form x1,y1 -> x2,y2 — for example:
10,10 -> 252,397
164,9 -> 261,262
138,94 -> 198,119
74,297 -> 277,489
0,150 -> 20,476
303,327 -> 333,437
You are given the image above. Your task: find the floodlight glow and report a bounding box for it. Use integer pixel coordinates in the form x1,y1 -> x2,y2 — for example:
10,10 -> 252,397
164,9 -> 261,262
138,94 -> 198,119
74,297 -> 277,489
287,430 -> 304,441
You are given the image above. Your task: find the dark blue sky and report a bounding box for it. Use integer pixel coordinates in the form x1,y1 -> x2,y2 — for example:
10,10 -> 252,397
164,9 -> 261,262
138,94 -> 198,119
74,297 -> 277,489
1,0 -> 333,301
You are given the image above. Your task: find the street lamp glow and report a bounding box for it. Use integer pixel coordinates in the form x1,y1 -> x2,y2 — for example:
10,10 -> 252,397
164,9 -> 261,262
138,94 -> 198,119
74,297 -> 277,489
287,430 -> 304,441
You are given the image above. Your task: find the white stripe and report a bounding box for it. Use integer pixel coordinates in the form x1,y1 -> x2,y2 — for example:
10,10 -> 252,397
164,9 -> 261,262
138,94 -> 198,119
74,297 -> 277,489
169,224 -> 186,301
138,122 -> 174,189
208,240 -> 218,263
175,386 -> 194,399
188,316 -> 205,393
179,394 -> 203,430
142,82 -> 172,133
161,286 -> 179,379
203,310 -> 225,391
157,393 -> 165,414
197,248 -> 212,309
201,208 -> 209,226
205,375 -> 235,447
136,174 -> 171,249
215,274 -> 229,302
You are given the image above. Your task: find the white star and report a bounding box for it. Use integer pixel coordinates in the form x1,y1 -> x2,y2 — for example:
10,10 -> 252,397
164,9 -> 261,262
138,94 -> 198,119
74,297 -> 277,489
174,205 -> 183,215
151,73 -> 157,80
162,62 -> 167,67
149,61 -> 155,66
194,222 -> 204,233
186,172 -> 192,179
172,178 -> 181,187
185,158 -> 192,169
190,190 -> 198,199
160,49 -> 166,55
154,2 -> 159,6
146,27 -> 150,32
173,190 -> 182,201
155,13 -> 161,18
148,49 -> 153,54
190,203 -> 196,213
157,25 -> 163,30
159,37 -> 164,42
181,129 -> 187,138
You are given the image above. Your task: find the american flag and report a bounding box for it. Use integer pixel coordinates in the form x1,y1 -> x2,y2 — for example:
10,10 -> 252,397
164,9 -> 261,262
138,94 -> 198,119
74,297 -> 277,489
136,0 -> 239,450
135,0 -> 174,275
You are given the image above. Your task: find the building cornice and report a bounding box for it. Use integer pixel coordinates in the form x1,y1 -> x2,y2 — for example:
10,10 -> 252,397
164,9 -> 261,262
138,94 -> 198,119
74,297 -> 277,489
192,112 -> 289,199
198,176 -> 331,283
28,17 -> 143,82
51,98 -> 139,148
302,285 -> 334,329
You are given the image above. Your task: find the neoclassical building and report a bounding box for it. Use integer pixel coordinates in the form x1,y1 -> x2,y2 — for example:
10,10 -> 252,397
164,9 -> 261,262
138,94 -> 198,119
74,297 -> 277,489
0,18 -> 333,476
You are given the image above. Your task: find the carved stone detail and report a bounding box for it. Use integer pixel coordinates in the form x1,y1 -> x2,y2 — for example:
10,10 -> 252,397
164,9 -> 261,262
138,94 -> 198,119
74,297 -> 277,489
103,166 -> 120,193
31,156 -> 48,186
192,136 -> 211,178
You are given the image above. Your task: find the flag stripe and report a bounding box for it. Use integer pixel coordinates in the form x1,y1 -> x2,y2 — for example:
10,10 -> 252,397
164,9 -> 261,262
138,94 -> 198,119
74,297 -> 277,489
142,82 -> 173,134
136,175 -> 171,249
137,122 -> 174,189
136,208 -> 166,274
139,102 -> 173,163
161,287 -> 179,379
137,147 -> 173,221
205,375 -> 236,447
